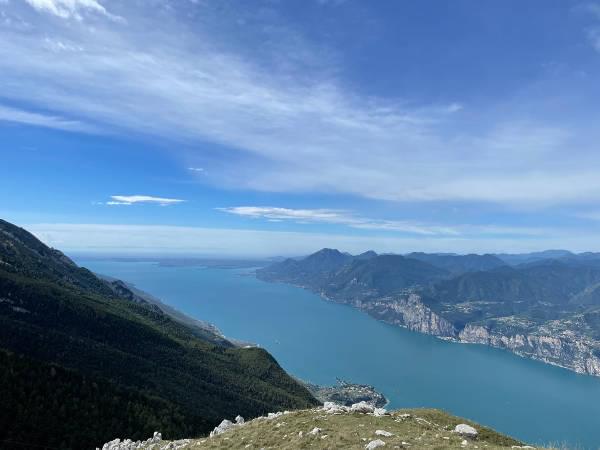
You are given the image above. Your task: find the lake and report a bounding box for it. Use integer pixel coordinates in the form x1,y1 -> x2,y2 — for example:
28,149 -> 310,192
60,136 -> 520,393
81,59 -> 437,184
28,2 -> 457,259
79,259 -> 600,449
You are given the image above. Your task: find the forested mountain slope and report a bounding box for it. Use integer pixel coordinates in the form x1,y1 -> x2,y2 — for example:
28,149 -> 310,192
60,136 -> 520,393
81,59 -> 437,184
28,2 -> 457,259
0,219 -> 318,450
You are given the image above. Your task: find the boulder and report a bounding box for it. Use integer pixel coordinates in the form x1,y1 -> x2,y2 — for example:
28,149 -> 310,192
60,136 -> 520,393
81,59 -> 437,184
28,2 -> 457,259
309,427 -> 322,435
210,419 -> 235,437
323,401 -> 350,414
235,415 -> 245,424
454,424 -> 478,437
351,401 -> 375,414
365,439 -> 386,449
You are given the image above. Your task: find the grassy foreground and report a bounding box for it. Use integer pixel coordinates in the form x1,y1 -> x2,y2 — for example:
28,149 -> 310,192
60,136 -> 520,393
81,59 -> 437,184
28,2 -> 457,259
118,407 -> 534,449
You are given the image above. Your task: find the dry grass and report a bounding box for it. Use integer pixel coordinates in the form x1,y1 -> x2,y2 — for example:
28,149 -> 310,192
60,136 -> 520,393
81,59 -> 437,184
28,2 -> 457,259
145,407 -> 537,449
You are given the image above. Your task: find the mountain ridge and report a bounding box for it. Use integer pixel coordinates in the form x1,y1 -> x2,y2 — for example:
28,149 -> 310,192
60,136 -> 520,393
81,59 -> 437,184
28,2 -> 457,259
258,247 -> 600,376
0,219 -> 318,449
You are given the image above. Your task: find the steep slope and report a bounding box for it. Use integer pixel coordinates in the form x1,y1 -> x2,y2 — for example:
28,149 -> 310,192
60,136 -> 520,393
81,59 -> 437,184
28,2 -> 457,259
406,252 -> 506,275
429,261 -> 600,306
257,250 -> 446,299
257,248 -> 354,286
0,219 -> 318,450
326,254 -> 448,301
99,274 -> 232,346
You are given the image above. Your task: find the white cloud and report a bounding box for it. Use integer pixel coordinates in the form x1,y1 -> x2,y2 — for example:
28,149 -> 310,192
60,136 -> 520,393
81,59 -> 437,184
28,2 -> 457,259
188,167 -> 205,173
0,104 -> 93,131
218,206 -> 548,237
22,0 -> 120,21
106,195 -> 185,206
218,206 -> 458,236
1,2 -> 599,206
24,222 -> 600,257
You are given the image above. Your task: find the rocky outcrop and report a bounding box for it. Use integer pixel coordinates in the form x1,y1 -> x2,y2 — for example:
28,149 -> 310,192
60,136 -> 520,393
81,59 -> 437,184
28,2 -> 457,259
99,432 -> 166,450
459,324 -> 600,376
361,294 -> 457,338
359,293 -> 600,377
209,415 -> 246,437
354,292 -> 600,377
454,424 -> 478,437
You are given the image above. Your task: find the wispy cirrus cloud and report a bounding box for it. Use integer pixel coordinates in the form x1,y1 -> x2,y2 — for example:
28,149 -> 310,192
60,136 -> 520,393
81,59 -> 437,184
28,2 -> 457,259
0,104 -> 94,132
1,1 -> 599,207
25,222 -> 600,257
23,0 -> 121,21
218,206 -> 547,237
106,195 -> 185,206
218,206 -> 456,235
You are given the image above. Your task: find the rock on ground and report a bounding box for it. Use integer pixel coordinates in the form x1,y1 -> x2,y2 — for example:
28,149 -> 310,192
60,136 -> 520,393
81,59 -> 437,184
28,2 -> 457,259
375,430 -> 393,437
210,419 -> 235,437
454,423 -> 478,437
99,432 -> 162,450
365,439 -> 386,449
351,401 -> 375,414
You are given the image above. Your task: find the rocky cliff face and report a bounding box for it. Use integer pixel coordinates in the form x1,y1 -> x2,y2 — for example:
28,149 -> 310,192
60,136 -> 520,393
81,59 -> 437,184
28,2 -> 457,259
353,291 -> 600,377
459,324 -> 600,376
322,289 -> 600,377
359,294 -> 457,338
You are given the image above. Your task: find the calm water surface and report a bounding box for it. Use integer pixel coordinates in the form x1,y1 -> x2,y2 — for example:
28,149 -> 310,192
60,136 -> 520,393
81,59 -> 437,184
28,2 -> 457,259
79,260 -> 600,449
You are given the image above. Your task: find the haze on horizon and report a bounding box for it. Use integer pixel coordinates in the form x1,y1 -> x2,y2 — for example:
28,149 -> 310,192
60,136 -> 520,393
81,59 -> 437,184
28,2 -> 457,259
2,0 -> 600,257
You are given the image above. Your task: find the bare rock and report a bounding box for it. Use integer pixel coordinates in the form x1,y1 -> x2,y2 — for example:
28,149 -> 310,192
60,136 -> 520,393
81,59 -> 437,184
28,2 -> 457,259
351,401 -> 375,414
210,419 -> 235,437
365,439 -> 386,449
454,424 -> 478,437
375,430 -> 393,437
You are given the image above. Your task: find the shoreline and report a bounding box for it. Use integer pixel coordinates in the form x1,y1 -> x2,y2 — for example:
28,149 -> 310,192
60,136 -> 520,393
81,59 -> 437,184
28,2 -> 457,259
255,274 -> 600,379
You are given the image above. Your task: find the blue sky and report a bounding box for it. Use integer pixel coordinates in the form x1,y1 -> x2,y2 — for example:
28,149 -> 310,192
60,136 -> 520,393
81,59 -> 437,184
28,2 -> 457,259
2,0 -> 600,257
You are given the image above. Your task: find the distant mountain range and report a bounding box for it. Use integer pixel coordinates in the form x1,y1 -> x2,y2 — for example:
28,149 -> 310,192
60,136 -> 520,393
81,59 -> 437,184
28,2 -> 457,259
258,248 -> 600,376
0,219 -> 318,449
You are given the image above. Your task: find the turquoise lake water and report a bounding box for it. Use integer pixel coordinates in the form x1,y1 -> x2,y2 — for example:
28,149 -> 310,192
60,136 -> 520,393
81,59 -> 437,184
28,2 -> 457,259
79,260 -> 600,449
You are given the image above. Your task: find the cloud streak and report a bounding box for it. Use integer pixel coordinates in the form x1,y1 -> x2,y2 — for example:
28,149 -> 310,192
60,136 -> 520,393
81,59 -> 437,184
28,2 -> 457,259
106,195 -> 185,206
0,104 -> 94,132
1,1 -> 599,207
218,206 -> 549,238
218,206 -> 459,236
23,0 -> 121,21
24,222 -> 600,257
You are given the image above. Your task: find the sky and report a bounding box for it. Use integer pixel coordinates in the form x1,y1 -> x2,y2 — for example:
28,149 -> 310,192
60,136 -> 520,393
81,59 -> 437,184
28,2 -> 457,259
2,0 -> 600,257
